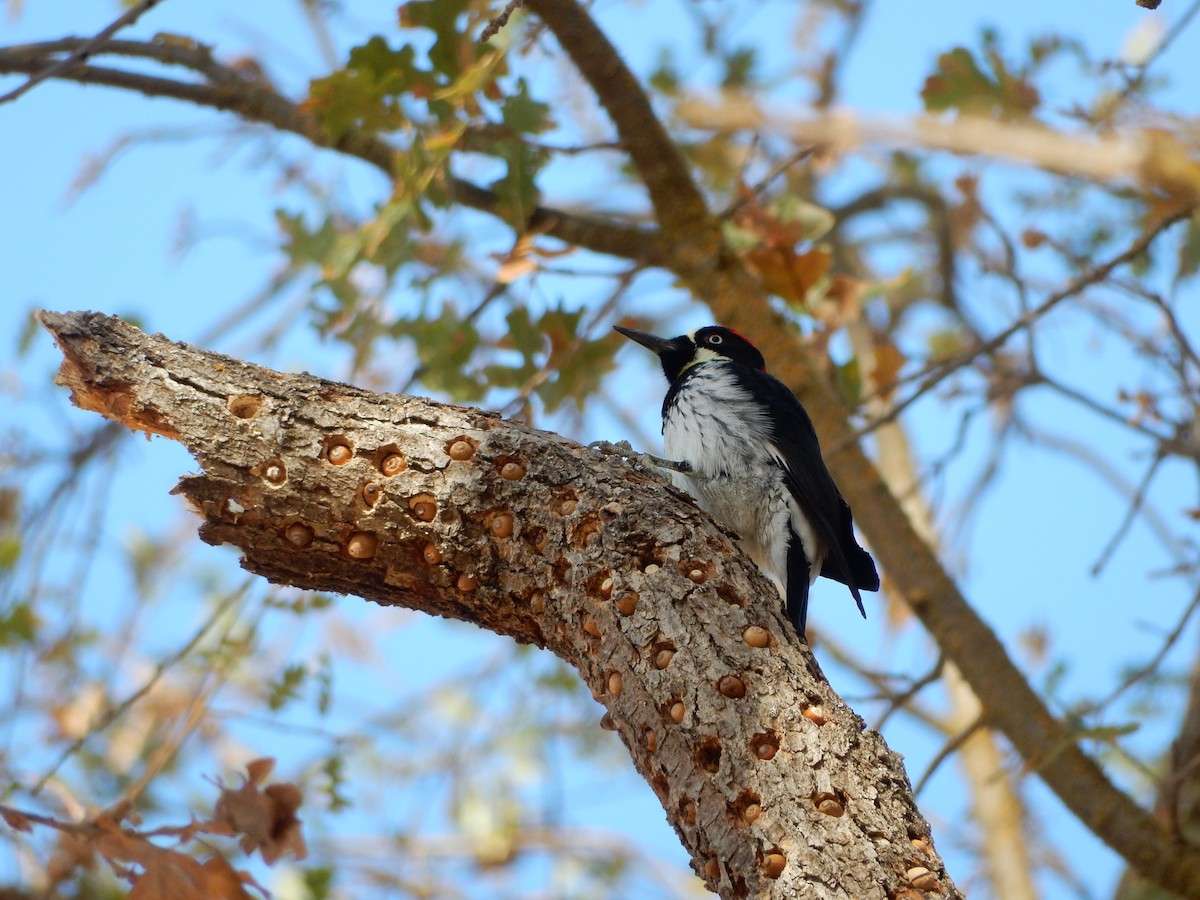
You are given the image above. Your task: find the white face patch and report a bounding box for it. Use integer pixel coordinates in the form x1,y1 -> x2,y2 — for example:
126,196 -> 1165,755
679,345 -> 719,374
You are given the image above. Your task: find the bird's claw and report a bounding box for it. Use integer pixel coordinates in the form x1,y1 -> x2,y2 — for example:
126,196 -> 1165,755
588,440 -> 691,476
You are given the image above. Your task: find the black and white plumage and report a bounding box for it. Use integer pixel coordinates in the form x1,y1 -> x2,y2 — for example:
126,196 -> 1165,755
614,324 -> 879,639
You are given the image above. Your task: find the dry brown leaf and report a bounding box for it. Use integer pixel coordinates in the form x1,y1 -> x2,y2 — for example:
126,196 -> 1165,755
213,762 -> 307,865
869,341 -> 907,401
1,807 -> 32,832
199,855 -> 258,899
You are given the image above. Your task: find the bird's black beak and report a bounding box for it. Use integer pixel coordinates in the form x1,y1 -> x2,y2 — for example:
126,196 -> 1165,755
614,325 -> 673,356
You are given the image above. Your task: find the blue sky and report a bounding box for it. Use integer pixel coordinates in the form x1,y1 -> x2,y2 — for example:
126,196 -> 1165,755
3,1 -> 1199,897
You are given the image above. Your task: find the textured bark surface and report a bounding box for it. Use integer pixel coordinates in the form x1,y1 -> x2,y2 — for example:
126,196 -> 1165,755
41,310 -> 959,900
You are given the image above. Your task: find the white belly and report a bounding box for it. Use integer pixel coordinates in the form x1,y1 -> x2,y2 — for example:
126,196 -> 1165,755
663,363 -> 824,583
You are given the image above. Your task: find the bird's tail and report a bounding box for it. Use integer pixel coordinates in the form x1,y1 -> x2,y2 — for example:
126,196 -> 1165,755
786,532 -> 812,640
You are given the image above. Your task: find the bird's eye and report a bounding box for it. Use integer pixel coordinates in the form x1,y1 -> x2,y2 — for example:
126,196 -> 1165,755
708,334 -> 723,345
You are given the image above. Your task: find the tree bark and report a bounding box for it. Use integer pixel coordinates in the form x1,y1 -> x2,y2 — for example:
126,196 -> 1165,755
40,309 -> 958,900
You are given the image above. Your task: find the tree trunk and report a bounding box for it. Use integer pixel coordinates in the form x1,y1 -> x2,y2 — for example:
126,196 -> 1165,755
40,309 -> 958,899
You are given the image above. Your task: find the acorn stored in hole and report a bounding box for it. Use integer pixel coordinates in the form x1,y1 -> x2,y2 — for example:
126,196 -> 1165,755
718,675 -> 746,698
607,671 -> 623,697
814,792 -> 844,817
761,853 -> 786,879
742,625 -> 770,648
802,706 -> 829,726
284,522 -> 313,548
499,461 -> 525,480
409,494 -> 437,522
346,532 -> 377,559
380,453 -> 406,476
457,572 -> 478,592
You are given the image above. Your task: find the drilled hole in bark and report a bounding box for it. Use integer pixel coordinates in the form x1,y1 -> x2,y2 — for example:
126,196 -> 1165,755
680,559 -> 715,584
729,790 -> 762,825
374,444 -> 406,476
615,592 -> 638,616
742,625 -> 771,648
634,540 -> 665,570
750,731 -> 780,761
714,581 -> 748,607
258,458 -> 287,486
523,526 -> 548,553
759,848 -> 786,879
322,435 -> 354,465
586,569 -> 614,598
703,858 -> 720,884
730,876 -> 749,899
802,705 -> 829,725
554,489 -> 578,516
662,697 -> 685,724
812,791 -> 845,817
445,435 -> 478,460
695,737 -> 722,774
717,674 -> 747,698
489,512 -> 515,538
408,493 -> 437,522
678,797 -> 697,825
359,481 -> 382,508
570,513 -> 603,549
581,613 -> 601,638
649,772 -> 669,801
345,532 -> 377,560
226,393 -> 263,419
283,522 -> 313,548
642,726 -> 656,752
495,455 -> 527,481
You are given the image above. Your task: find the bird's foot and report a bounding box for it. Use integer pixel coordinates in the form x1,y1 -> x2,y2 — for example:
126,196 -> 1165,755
588,440 -> 692,475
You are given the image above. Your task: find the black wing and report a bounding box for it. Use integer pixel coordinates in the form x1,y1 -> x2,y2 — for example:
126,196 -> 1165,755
737,368 -> 879,615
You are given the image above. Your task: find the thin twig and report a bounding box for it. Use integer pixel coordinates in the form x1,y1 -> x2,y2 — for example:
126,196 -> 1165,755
1091,453 -> 1164,576
837,208 -> 1192,452
915,717 -> 985,797
31,583 -> 249,796
481,0 -> 526,42
0,0 -> 166,105
874,656 -> 945,732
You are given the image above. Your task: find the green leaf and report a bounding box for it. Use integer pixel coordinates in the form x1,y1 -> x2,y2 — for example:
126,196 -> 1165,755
302,866 -> 335,900
536,310 -> 621,412
0,602 -> 37,647
391,306 -> 483,400
277,211 -> 339,268
1177,214 -> 1200,281
0,536 -> 20,572
268,663 -> 308,711
399,0 -> 472,80
501,78 -> 551,135
721,47 -> 756,90
921,46 -> 1039,120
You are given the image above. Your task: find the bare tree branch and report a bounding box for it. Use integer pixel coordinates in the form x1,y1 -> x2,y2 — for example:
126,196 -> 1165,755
0,43 -> 670,267
0,0 -> 165,105
523,0 -> 715,249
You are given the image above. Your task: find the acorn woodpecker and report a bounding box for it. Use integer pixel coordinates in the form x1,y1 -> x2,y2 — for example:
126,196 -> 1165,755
614,324 -> 879,639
